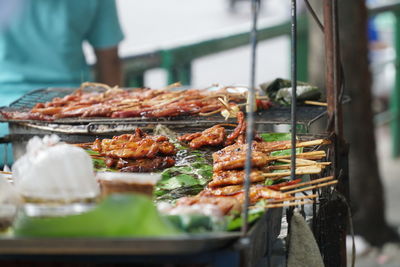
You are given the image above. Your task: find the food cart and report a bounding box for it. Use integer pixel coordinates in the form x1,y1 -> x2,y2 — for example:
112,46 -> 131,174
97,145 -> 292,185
0,1 -> 348,266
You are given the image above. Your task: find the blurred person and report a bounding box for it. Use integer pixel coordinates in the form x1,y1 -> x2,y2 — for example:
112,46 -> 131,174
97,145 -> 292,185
0,0 -> 124,166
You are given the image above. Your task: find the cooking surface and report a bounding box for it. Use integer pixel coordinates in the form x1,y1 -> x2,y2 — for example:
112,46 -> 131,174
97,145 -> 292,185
0,87 -> 326,127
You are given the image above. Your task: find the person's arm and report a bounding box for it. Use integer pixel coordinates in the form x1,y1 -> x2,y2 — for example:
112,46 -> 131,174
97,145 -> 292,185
86,0 -> 124,86
94,46 -> 123,87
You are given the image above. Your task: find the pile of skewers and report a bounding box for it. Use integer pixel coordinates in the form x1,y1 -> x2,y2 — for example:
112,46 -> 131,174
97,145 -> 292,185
1,83 -> 271,121
77,128 -> 177,173
42,110 -> 338,217
174,111 -> 337,214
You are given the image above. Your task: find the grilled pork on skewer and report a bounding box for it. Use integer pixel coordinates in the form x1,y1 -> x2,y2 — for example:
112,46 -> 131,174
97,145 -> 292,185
104,156 -> 176,172
92,128 -> 176,159
178,111 -> 247,149
4,86 -> 263,121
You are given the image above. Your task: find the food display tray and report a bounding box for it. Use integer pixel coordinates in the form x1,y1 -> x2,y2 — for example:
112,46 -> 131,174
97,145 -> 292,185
0,209 -> 282,266
0,233 -> 240,255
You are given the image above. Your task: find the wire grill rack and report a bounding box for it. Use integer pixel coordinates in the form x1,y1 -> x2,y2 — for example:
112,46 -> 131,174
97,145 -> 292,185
0,87 -> 327,128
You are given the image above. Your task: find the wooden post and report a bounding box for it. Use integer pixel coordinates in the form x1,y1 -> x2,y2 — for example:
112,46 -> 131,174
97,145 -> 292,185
313,1 -> 349,266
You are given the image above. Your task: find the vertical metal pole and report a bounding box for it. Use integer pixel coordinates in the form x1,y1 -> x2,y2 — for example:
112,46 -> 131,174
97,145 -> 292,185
323,0 -> 342,139
241,0 -> 259,236
391,10 -> 400,157
290,0 -> 297,180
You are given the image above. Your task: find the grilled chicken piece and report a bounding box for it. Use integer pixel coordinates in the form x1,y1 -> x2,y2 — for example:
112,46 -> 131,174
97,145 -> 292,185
203,185 -> 289,203
178,132 -> 202,143
224,111 -> 245,146
248,186 -> 289,202
92,129 -> 176,159
212,143 -> 270,171
118,157 -> 176,172
178,125 -> 226,149
177,111 -> 248,149
212,139 -> 304,172
7,86 -> 267,121
253,140 -> 291,153
105,156 -> 175,172
208,169 -> 267,188
0,110 -> 53,121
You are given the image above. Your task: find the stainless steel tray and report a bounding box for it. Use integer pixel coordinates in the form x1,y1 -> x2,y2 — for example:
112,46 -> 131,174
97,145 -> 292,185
0,233 -> 240,255
0,209 -> 282,257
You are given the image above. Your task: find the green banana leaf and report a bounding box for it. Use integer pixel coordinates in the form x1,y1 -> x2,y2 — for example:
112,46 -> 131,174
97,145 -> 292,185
155,150 -> 213,202
13,194 -> 181,237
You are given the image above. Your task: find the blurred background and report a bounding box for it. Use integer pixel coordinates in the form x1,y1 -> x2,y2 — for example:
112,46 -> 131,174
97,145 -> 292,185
1,0 -> 400,265
107,0 -> 400,265
85,0 -> 293,88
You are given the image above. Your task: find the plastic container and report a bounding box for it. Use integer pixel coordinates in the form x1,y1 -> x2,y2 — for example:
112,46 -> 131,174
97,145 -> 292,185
97,172 -> 161,198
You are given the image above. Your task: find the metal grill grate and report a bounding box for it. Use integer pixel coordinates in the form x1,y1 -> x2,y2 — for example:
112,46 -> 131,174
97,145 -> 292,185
0,87 -> 327,127
9,87 -> 75,109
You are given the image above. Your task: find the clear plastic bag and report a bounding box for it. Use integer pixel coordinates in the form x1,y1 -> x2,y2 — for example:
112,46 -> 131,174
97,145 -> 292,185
12,135 -> 99,217
0,175 -> 21,232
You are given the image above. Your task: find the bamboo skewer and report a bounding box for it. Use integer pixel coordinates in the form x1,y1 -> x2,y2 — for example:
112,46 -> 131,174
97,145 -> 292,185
111,103 -> 141,112
280,176 -> 335,191
218,97 -> 232,111
285,180 -> 338,195
265,200 -> 314,209
278,158 -> 325,165
261,139 -> 330,154
199,108 -> 223,116
255,95 -> 269,100
0,170 -> 12,175
288,139 -> 331,149
152,96 -> 185,108
304,100 -> 328,107
73,142 -> 93,148
268,194 -> 318,203
268,150 -> 326,161
164,82 -> 182,90
268,161 -> 330,170
261,165 -> 323,179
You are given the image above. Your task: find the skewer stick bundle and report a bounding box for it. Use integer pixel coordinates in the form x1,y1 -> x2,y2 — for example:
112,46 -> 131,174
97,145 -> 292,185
285,180 -> 338,195
268,150 -> 326,161
261,165 -> 323,179
269,161 -> 330,170
268,194 -> 318,203
280,176 -> 335,191
265,200 -> 314,209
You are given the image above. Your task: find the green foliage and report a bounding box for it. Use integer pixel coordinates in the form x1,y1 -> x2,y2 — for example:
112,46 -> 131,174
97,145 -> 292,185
225,201 -> 266,231
13,194 -> 181,237
167,214 -> 225,233
155,149 -> 213,202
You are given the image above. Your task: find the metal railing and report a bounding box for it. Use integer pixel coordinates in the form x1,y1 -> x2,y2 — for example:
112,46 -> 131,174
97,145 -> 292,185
122,15 -> 309,87
121,1 -> 400,157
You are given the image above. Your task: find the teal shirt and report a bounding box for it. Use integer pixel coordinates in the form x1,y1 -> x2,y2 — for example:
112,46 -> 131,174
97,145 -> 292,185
0,0 -> 124,166
0,0 -> 124,96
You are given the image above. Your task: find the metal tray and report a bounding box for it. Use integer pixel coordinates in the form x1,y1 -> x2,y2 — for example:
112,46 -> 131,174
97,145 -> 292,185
0,208 -> 282,258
